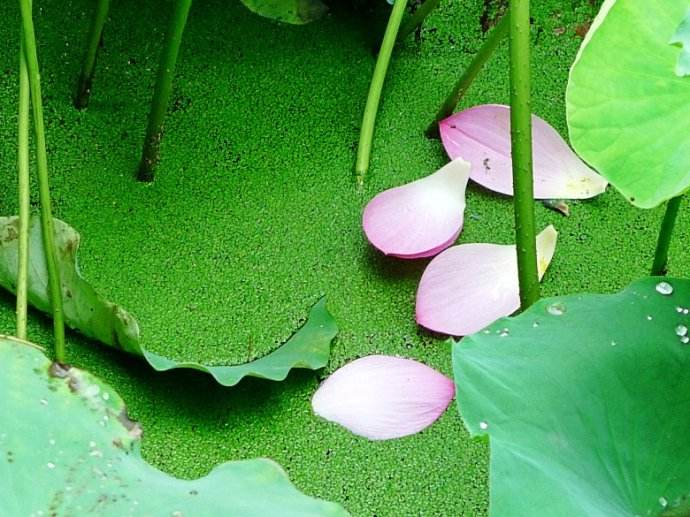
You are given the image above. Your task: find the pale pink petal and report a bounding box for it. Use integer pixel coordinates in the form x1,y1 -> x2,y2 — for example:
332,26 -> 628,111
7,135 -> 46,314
362,158 -> 471,259
439,104 -> 607,199
312,355 -> 455,440
416,225 -> 558,336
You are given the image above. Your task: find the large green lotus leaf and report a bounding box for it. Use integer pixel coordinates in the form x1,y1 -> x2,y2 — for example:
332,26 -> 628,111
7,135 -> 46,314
453,277 -> 690,516
0,335 -> 348,516
239,0 -> 327,25
566,0 -> 690,208
0,216 -> 338,386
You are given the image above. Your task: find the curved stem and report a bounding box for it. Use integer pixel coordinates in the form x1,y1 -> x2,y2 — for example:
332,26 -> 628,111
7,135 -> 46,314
651,195 -> 682,276
74,0 -> 112,109
509,0 -> 539,309
426,12 -> 509,138
354,0 -> 408,186
137,0 -> 193,182
16,37 -> 30,340
396,0 -> 440,44
18,0 -> 66,362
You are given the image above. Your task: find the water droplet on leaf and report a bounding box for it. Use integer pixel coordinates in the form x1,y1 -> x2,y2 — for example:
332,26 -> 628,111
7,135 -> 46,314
547,302 -> 566,316
656,281 -> 673,295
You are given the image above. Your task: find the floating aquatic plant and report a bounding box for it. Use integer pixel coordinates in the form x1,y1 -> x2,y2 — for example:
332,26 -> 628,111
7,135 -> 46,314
362,158 -> 470,259
0,216 -> 338,387
416,225 -> 557,336
312,355 -> 454,440
440,104 -> 607,199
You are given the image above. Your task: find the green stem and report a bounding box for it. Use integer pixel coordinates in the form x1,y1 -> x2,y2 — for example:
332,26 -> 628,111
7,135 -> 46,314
426,12 -> 509,138
354,0 -> 407,186
18,0 -> 66,362
396,0 -> 440,44
651,195 -> 682,276
16,37 -> 30,341
508,0 -> 539,309
137,0 -> 193,182
74,0 -> 112,109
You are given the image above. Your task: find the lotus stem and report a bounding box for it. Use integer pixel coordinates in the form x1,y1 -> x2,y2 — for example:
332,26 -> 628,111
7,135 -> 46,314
396,0 -> 440,44
354,0 -> 408,186
426,12 -> 509,138
16,37 -> 30,341
651,195 -> 682,276
137,0 -> 193,182
508,0 -> 539,309
74,0 -> 112,109
18,0 -> 66,362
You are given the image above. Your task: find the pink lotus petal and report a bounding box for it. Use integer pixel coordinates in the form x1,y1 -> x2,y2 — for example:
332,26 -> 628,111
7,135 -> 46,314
439,104 -> 607,199
362,158 -> 471,259
416,225 -> 558,336
312,355 -> 455,440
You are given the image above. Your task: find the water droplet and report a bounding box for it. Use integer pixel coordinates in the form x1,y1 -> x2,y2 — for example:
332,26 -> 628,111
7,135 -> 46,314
646,315 -> 653,321
47,462 -> 55,470
479,421 -> 489,430
499,329 -> 509,337
39,399 -> 48,406
532,321 -> 540,328
89,441 -> 97,448
84,384 -> 100,397
675,325 -> 688,337
48,439 -> 56,446
682,336 -> 690,344
102,392 -> 110,401
684,309 -> 689,315
676,306 -> 684,313
659,496 -> 668,508
656,282 -> 673,295
482,329 -> 491,335
547,302 -> 566,316
610,341 -> 617,346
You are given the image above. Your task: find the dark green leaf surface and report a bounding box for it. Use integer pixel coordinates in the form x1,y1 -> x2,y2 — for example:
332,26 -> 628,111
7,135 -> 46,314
0,335 -> 348,516
239,0 -> 327,25
566,0 -> 690,208
453,277 -> 690,516
0,216 -> 338,386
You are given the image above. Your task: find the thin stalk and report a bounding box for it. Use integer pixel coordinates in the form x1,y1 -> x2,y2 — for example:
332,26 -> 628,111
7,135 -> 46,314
74,0 -> 112,109
508,0 -> 539,309
396,0 -> 440,44
16,37 -> 30,340
651,195 -> 682,275
354,0 -> 408,186
137,0 -> 193,182
426,12 -> 509,138
18,0 -> 66,362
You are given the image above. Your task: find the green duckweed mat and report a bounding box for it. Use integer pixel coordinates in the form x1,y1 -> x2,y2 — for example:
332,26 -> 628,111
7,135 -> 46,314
2,0 -> 687,514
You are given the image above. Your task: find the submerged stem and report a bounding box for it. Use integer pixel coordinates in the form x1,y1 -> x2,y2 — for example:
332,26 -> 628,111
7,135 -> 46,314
426,12 -> 509,138
396,0 -> 440,44
651,195 -> 682,276
354,0 -> 408,186
137,0 -> 193,182
74,0 -> 112,109
16,37 -> 30,341
18,0 -> 66,362
508,0 -> 539,309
